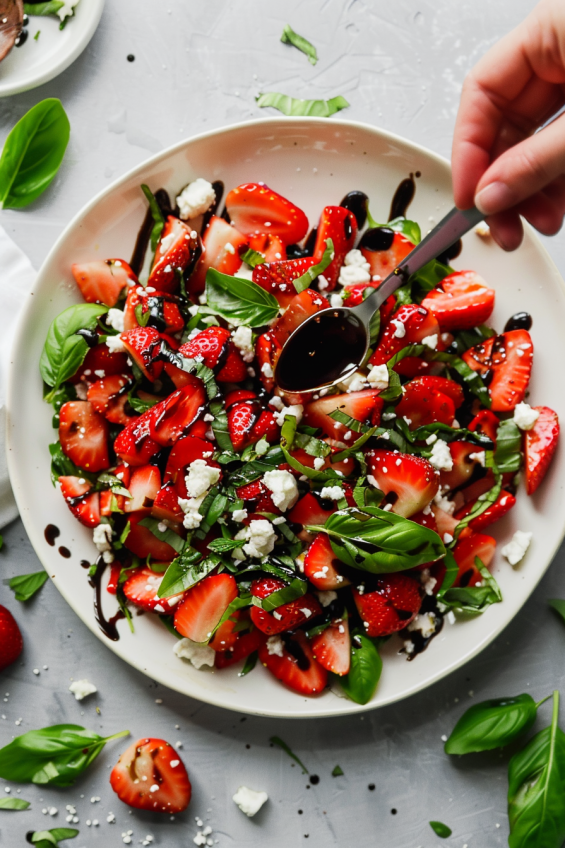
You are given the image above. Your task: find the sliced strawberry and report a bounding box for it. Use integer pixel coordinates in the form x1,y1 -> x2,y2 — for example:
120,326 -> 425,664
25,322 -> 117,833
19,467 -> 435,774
106,562 -> 122,595
215,627 -> 267,669
258,630 -> 328,696
256,331 -> 282,392
123,465 -> 161,514
123,287 -> 184,334
408,375 -> 464,408
188,216 -> 248,295
253,258 -> 316,308
228,399 -> 261,451
452,532 -> 496,587
468,409 -> 499,442
290,445 -> 355,479
353,573 -> 422,637
454,489 -> 516,530
366,449 -> 439,518
393,357 -> 434,379
252,409 -> 279,445
411,507 -> 439,534
439,441 -> 483,490
250,578 -> 322,636
311,616 -> 350,676
395,381 -> 455,430
123,567 -> 184,614
225,389 -> 258,407
72,259 -> 136,307
59,475 -> 100,527
288,491 -> 336,528
225,183 -> 308,244
342,281 -> 379,306
421,270 -> 495,332
304,390 -> 384,441
148,216 -> 198,292
174,574 -> 238,643
462,329 -> 533,412
271,289 -> 330,347
0,605 -> 23,672
69,342 -> 130,385
370,304 -> 440,367
360,229 -> 415,280
145,379 -> 206,447
110,737 -> 191,813
209,609 -> 250,653
124,512 -> 181,561
217,347 -> 247,383
59,401 -> 110,472
164,436 -> 213,488
151,483 -> 184,522
312,206 -> 357,290
120,327 -> 163,381
114,416 -> 161,467
100,489 -> 123,517
247,232 -> 287,262
236,480 -> 279,514
525,406 -> 560,495
303,533 -> 351,590
180,327 -> 230,369
87,374 -> 136,426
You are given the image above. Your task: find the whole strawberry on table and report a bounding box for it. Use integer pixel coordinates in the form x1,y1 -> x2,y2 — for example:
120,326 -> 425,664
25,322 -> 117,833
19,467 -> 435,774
39,177 -> 559,705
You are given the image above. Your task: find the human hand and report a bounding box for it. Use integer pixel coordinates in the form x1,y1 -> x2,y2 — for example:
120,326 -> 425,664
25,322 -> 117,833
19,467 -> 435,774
452,0 -> 565,250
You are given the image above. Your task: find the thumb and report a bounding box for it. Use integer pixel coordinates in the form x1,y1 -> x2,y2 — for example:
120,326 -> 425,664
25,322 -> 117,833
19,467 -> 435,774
474,112 -> 565,215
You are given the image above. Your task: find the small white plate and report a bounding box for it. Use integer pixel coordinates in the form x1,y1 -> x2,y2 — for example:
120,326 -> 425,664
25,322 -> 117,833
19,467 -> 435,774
0,0 -> 105,97
7,117 -> 565,717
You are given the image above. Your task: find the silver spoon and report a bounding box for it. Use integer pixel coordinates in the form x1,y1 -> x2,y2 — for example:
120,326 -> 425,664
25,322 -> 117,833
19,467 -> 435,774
274,205 -> 485,393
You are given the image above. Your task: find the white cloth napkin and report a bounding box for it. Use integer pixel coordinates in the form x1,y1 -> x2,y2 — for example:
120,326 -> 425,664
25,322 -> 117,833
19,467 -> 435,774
0,224 -> 36,528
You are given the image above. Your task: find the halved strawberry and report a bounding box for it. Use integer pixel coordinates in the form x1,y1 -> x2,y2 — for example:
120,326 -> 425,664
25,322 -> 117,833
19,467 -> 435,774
145,379 -> 206,447
312,206 -> 357,290
395,381 -> 455,430
87,374 -> 136,426
180,327 -> 230,368
174,574 -> 238,643
235,480 -> 279,514
120,327 -> 163,381
151,483 -> 184,522
250,577 -> 322,636
359,229 -> 415,280
303,533 -> 351,590
462,330 -> 533,412
311,616 -> 350,676
215,627 -> 267,669
123,512 -> 181,560
110,737 -> 191,813
123,287 -> 185,334
258,630 -> 328,695
342,281 -> 379,306
247,232 -> 287,262
188,216 -> 248,295
370,304 -> 440,367
225,183 -> 308,244
100,489 -> 125,516
164,436 -> 213,488
72,259 -> 136,307
304,390 -> 384,441
225,389 -> 258,407
114,416 -> 161,467
452,532 -> 496,587
253,257 -> 316,308
69,342 -> 130,385
123,567 -> 184,614
59,475 -> 100,527
252,409 -> 279,445
217,347 -> 247,383
366,449 -> 439,517
123,465 -> 161,513
454,489 -> 516,530
353,573 -> 422,637
288,491 -> 336,528
421,270 -> 495,332
525,406 -> 560,495
148,216 -> 198,292
228,399 -> 262,451
407,375 -> 464,408
256,331 -> 282,392
0,606 -> 23,672
59,401 -> 110,472
271,289 -> 330,347
468,409 -> 499,442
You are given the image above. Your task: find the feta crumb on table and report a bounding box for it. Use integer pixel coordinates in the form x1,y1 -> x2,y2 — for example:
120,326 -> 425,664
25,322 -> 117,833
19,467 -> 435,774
69,679 -> 97,700
233,785 -> 268,817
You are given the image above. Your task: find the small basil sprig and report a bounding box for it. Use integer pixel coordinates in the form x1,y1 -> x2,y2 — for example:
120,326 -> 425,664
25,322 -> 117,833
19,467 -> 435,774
138,517 -> 184,553
240,248 -> 266,268
364,216 -> 421,246
251,577 -> 307,611
494,418 -> 522,473
440,557 -> 502,615
281,414 -> 342,481
445,694 -> 548,755
40,304 -> 108,394
340,633 -> 382,705
28,828 -> 78,848
228,446 -> 285,487
158,547 -> 219,598
0,796 -> 30,810
281,24 -> 318,64
8,571 -> 48,602
0,725 -> 128,786
141,184 -> 165,251
205,267 -> 279,327
293,238 -> 334,293
0,99 -> 70,209
429,821 -> 452,839
256,92 -> 349,117
270,736 -> 308,774
332,764 -> 344,777
508,690 -> 565,848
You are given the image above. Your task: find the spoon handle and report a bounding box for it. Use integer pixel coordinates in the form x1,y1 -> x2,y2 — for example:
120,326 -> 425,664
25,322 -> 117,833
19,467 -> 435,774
353,206 -> 485,320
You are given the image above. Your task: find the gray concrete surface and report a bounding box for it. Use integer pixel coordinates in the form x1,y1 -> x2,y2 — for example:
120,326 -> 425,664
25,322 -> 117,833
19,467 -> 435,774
2,1 -> 565,846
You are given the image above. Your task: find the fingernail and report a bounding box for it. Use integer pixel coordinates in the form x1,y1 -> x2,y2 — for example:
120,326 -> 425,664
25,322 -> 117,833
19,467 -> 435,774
474,181 -> 516,215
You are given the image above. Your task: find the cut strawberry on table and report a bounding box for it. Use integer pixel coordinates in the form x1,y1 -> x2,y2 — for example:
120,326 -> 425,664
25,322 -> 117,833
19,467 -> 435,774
253,257 -> 316,308
148,216 -> 198,292
250,577 -> 322,635
59,401 -> 110,472
188,215 -> 248,295
303,532 -> 351,590
370,304 -> 440,367
122,567 -> 183,614
360,229 -> 415,279
225,182 -> 309,244
304,389 -> 384,440
311,616 -> 351,676
258,630 -> 328,695
174,574 -> 238,643
462,329 -> 533,412
366,449 -> 439,517
59,475 -> 101,527
72,259 -> 137,307
353,573 -> 422,637
312,205 -> 357,289
421,270 -> 495,331
110,737 -> 191,813
525,406 -> 560,495
0,605 -> 23,672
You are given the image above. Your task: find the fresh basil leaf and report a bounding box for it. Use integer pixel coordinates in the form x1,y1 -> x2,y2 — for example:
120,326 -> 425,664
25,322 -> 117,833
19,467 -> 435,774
0,725 -> 128,786
452,463 -> 502,541
0,796 -> 30,810
429,821 -> 452,839
157,547 -> 218,598
549,599 -> 565,627
270,736 -> 308,774
41,304 -> 108,391
340,633 -> 382,705
436,548 -> 459,599
432,350 -> 491,408
494,418 -> 522,473
48,442 -> 95,486
24,2 -> 64,16
328,408 -> 369,434
281,415 -> 342,481
95,472 -> 132,499
256,92 -> 349,117
30,828 -> 78,848
207,538 -> 244,554
252,577 -> 307,611
332,764 -> 344,777
239,651 -> 258,677
293,238 -> 334,293
127,392 -> 159,414
240,248 -> 266,268
8,571 -> 48,602
205,268 -> 279,327
0,99 -> 70,209
280,23 -> 318,64
141,184 -> 165,252
228,447 -> 285,487
450,324 -> 496,356
331,425 -> 380,462
209,398 -> 234,452
398,419 -> 493,450
163,346 -> 219,400
138,517 -> 184,554
388,216 -> 421,245
294,431 -> 332,458
441,557 -> 502,615
445,694 -> 541,755
508,690 -> 565,848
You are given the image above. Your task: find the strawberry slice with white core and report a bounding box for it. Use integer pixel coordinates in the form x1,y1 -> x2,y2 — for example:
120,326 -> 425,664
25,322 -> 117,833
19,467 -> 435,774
421,270 -> 495,332
303,533 -> 351,590
123,465 -> 161,513
462,329 -> 533,412
174,573 -> 238,643
369,304 -> 440,367
188,215 -> 248,296
304,389 -> 384,441
59,475 -> 101,527
366,449 -> 439,518
225,183 -> 309,244
110,737 -> 191,813
258,630 -> 328,696
525,406 -> 560,495
311,616 -> 351,676
72,259 -> 137,307
59,401 -> 110,472
148,216 -> 198,293
122,567 -> 184,614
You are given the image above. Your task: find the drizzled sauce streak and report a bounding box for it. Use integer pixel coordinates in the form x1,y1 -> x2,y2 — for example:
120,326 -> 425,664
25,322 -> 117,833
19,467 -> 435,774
399,595 -> 443,659
88,557 -> 124,641
359,227 -> 395,252
389,174 -> 416,220
505,311 -> 532,332
58,546 -> 71,558
438,238 -> 462,265
282,634 -> 311,670
44,524 -> 60,546
130,188 -> 174,276
339,190 -> 369,229
303,227 -> 318,257
201,180 -> 224,233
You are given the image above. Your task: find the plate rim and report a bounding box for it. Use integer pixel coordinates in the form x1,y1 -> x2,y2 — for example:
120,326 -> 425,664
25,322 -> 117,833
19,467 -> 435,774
7,115 -> 565,717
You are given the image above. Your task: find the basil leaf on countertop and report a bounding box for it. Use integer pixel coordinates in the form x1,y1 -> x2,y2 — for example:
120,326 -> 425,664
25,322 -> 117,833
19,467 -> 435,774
0,796 -> 30,810
29,828 -> 79,848
40,304 -> 108,391
280,24 -> 318,64
445,694 -> 544,755
0,725 -> 128,786
340,633 -> 382,705
8,570 -> 48,602
429,821 -> 452,839
549,598 -> 565,627
293,238 -> 334,293
508,690 -> 565,848
270,736 -> 308,774
205,268 -> 279,327
141,184 -> 165,251
332,764 -> 344,777
0,98 -> 70,209
256,92 -> 349,118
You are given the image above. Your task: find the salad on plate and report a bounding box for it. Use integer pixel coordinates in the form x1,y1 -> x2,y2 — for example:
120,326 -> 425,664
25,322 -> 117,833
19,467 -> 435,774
39,176 -> 560,704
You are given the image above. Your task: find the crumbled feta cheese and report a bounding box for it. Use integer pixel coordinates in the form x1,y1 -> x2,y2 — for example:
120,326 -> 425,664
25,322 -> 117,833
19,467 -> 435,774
422,334 -> 438,350
266,636 -> 284,657
338,265 -> 371,285
57,0 -> 79,21
231,326 -> 255,362
469,451 -> 486,466
269,395 -> 285,411
75,382 -> 88,400
255,438 -> 269,456
425,433 -> 437,445
261,362 -> 274,379
106,335 -> 126,353
174,638 -> 215,669
330,293 -> 343,308
185,459 -> 221,498
408,612 -> 437,639
319,485 -> 343,501
106,308 -> 125,333
391,319 -> 406,339
69,679 -> 97,700
367,364 -> 389,390
313,456 -> 325,471
176,178 -> 216,220
159,230 -> 176,255
501,530 -> 532,566
429,438 -> 453,471
443,532 -> 453,544
262,469 -> 299,512
178,495 -> 205,530
233,786 -> 268,817
93,523 -> 112,552
273,403 -> 303,428
433,491 -> 455,514
513,402 -> 540,431
317,275 -> 329,290
316,590 -> 337,607
475,221 -> 491,238
240,519 -> 277,559
232,508 -> 248,523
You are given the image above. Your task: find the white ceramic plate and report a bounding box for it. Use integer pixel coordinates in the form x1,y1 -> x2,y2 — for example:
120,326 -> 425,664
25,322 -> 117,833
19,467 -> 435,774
0,0 -> 105,97
7,118 -> 565,717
